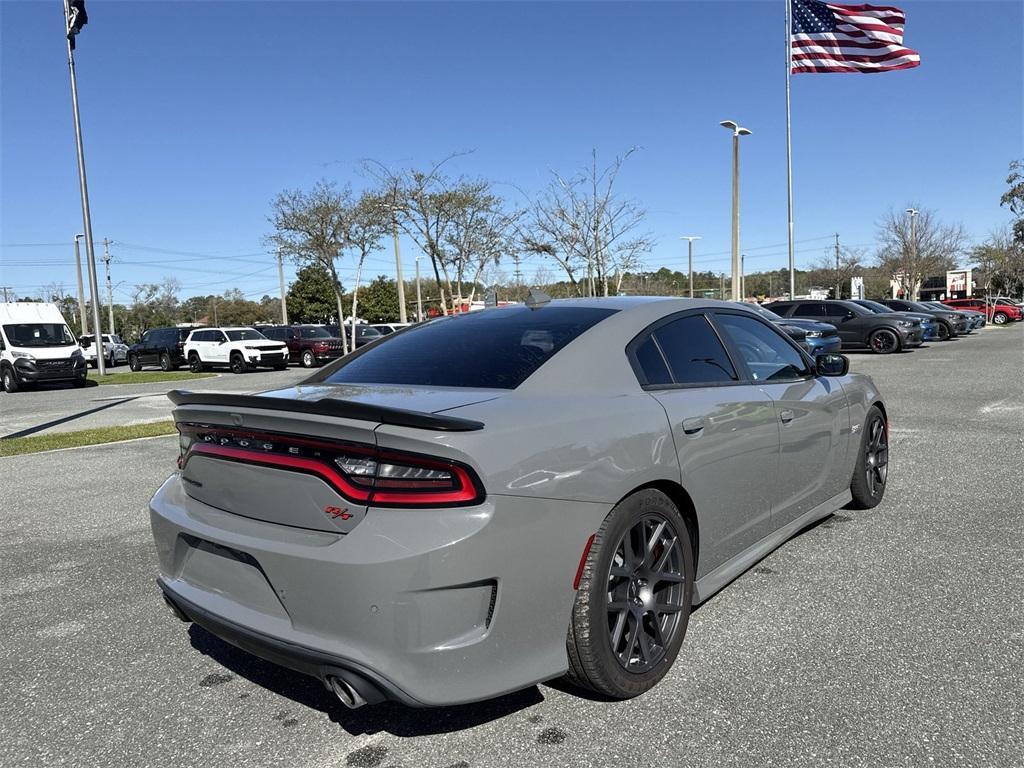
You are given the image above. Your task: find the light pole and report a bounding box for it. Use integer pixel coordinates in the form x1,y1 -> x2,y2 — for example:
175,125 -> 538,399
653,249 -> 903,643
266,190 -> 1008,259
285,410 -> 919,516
740,254 -> 745,299
63,0 -> 105,375
680,236 -> 701,298
276,246 -> 288,324
720,119 -> 752,301
390,210 -> 408,324
906,208 -> 919,300
414,254 -> 424,322
73,233 -> 87,334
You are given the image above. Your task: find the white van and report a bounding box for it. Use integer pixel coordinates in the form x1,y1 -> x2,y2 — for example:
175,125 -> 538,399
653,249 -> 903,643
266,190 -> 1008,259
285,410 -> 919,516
0,302 -> 88,392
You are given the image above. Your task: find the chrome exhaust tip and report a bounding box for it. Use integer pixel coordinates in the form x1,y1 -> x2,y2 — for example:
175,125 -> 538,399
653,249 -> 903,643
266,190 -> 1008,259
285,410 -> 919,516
327,675 -> 368,709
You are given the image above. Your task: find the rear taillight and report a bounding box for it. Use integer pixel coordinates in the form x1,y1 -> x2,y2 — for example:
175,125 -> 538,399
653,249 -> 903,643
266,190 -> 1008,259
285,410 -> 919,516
176,424 -> 484,507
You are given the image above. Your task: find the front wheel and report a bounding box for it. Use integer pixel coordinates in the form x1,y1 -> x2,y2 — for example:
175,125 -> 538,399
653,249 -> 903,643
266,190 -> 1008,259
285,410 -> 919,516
565,489 -> 694,700
301,350 -> 315,368
869,328 -> 901,354
993,311 -> 1009,325
129,354 -> 142,372
188,354 -> 204,373
936,323 -> 950,341
2,366 -> 20,393
848,405 -> 888,509
229,354 -> 247,375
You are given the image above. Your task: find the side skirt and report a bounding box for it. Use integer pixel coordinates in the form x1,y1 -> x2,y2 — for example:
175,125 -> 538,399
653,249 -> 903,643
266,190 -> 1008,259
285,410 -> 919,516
692,488 -> 853,604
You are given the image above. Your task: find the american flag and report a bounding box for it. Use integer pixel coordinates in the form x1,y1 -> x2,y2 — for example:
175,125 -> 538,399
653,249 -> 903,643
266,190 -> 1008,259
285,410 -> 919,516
791,0 -> 921,74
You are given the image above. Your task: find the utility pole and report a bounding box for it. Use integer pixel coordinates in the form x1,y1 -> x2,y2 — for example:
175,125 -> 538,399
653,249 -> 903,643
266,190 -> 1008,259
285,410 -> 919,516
102,238 -> 115,335
391,216 -> 408,324
512,253 -> 523,286
906,208 -> 919,300
719,272 -> 725,300
834,232 -> 841,299
73,234 -> 87,334
212,296 -> 218,325
740,254 -> 745,300
680,236 -> 701,298
63,0 -> 105,375
414,255 -> 424,322
769,272 -> 774,300
276,246 -> 288,324
0,287 -> 11,302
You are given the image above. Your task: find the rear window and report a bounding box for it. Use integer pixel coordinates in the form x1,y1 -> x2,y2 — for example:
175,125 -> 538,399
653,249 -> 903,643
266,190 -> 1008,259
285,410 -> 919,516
322,306 -> 617,389
299,326 -> 332,338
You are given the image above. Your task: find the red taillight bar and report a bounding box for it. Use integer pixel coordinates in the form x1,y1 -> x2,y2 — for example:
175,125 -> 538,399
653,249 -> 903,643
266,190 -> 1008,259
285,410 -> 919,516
178,425 -> 484,508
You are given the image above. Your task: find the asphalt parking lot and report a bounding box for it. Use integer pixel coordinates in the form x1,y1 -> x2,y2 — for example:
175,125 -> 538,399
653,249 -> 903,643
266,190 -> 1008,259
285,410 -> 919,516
2,326 -> 1022,768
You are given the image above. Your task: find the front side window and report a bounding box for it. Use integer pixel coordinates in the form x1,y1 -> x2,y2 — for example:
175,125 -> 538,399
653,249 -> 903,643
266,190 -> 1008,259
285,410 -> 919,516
299,326 -> 331,339
795,303 -> 822,315
823,303 -> 854,318
715,313 -> 809,382
225,329 -> 266,342
322,305 -> 617,389
648,314 -> 736,385
1,323 -> 76,347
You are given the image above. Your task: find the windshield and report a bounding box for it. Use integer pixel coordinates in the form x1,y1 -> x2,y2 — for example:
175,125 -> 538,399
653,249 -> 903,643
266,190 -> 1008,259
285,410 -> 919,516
3,323 -> 77,347
742,303 -> 784,322
836,301 -> 868,316
857,300 -> 891,313
298,326 -> 332,339
321,305 -> 617,389
907,301 -> 940,313
225,329 -> 267,341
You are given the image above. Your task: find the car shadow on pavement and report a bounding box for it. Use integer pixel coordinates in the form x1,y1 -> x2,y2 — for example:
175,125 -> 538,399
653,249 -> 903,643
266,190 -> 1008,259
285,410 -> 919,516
188,624 -> 544,735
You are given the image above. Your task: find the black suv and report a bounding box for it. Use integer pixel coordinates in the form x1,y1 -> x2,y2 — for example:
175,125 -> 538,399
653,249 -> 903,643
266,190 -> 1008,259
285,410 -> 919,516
255,324 -> 345,368
128,327 -> 198,371
766,300 -> 923,354
879,299 -> 970,336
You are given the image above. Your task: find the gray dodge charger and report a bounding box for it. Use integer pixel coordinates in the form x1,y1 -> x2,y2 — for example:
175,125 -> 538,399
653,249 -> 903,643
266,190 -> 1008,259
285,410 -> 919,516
150,297 -> 889,708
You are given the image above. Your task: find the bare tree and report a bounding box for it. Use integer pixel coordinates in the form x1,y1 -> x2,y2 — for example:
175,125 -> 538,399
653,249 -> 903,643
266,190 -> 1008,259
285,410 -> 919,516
347,192 -> 390,341
268,180 -> 360,353
972,227 -> 1024,297
809,247 -> 867,299
523,149 -> 654,297
445,189 -> 522,305
876,206 -> 967,300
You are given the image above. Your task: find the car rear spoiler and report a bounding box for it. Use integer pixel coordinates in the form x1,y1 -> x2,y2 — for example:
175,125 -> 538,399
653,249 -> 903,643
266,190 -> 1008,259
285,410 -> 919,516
167,390 -> 485,432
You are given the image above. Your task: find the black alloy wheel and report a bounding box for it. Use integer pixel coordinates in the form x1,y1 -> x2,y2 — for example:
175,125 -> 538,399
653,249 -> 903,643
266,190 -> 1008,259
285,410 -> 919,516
159,352 -> 172,371
605,516 -> 689,673
936,322 -> 950,341
848,405 -> 888,509
188,354 -> 203,374
129,354 -> 142,372
229,353 -> 247,375
869,329 -> 900,354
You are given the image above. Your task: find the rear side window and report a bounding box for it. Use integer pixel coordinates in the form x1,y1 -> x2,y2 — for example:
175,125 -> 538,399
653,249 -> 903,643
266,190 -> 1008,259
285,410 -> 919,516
322,306 -> 617,389
648,314 -> 736,385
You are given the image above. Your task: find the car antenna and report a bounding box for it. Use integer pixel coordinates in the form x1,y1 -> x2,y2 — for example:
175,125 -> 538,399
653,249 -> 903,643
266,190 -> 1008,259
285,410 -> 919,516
525,288 -> 551,309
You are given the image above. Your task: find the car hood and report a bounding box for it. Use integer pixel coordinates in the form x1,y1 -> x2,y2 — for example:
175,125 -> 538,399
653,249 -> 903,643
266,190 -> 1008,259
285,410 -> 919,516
778,318 -> 837,333
257,383 -> 506,414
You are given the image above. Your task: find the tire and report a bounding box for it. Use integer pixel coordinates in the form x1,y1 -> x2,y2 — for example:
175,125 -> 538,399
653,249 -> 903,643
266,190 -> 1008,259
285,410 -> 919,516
993,312 -> 1009,325
230,353 -> 247,375
848,405 -> 888,510
2,366 -> 20,393
869,328 -> 900,354
936,322 -> 950,341
565,489 -> 694,700
301,350 -> 316,368
107,355 -> 116,368
129,354 -> 142,372
159,352 -> 172,371
188,353 -> 204,373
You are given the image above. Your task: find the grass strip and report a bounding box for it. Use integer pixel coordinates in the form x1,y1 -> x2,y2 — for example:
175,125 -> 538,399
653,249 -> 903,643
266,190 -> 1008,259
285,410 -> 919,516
0,420 -> 176,456
92,371 -> 217,386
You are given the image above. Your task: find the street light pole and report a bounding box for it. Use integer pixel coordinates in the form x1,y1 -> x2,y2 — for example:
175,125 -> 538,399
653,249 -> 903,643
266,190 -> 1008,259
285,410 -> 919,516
73,233 -> 87,334
63,0 -> 105,375
740,254 -> 745,299
392,217 -> 408,324
906,208 -> 919,300
414,255 -> 424,322
720,120 -> 752,301
680,236 -> 701,298
276,246 -> 288,324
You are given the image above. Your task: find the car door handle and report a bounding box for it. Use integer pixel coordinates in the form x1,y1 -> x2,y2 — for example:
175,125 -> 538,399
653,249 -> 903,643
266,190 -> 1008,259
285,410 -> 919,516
682,417 -> 705,435
779,409 -> 795,424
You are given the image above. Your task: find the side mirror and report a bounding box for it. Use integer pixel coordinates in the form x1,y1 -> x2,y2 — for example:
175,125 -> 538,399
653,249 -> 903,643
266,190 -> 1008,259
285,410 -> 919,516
816,353 -> 849,377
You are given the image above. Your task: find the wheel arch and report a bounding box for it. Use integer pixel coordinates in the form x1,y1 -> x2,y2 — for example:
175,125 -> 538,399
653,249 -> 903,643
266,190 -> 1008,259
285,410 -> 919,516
617,480 -> 700,575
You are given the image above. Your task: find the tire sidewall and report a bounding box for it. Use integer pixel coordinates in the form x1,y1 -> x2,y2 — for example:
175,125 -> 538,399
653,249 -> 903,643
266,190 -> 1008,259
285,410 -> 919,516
160,353 -> 171,371
230,354 -> 246,374
574,490 -> 694,697
848,405 -> 888,509
129,354 -> 141,372
994,312 -> 1008,325
870,329 -> 899,354
188,354 -> 203,373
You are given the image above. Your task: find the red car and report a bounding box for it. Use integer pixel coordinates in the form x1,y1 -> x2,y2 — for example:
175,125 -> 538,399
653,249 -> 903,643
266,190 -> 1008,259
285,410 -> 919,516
942,298 -> 1022,325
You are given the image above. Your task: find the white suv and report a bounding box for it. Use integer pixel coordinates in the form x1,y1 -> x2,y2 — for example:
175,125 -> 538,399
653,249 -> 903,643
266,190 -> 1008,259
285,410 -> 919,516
183,327 -> 289,374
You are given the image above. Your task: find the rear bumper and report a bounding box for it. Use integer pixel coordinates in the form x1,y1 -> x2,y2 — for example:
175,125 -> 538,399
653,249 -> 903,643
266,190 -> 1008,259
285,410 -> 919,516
149,474 -> 609,706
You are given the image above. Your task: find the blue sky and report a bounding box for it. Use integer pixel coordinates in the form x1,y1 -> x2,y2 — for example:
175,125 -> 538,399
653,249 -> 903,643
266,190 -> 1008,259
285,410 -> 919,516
1,0 -> 1021,302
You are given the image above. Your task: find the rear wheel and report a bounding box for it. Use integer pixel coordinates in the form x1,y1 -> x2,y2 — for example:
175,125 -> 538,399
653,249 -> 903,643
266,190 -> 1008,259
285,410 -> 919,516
129,354 -> 142,371
993,311 -> 1009,325
848,405 -> 888,509
301,350 -> 315,368
188,353 -> 204,373
159,352 -> 172,371
869,328 -> 900,354
566,489 -> 694,699
229,353 -> 247,375
2,366 -> 20,393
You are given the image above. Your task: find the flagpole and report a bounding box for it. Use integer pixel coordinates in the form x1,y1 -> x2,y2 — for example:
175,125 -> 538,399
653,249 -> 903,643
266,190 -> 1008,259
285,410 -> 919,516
785,0 -> 795,299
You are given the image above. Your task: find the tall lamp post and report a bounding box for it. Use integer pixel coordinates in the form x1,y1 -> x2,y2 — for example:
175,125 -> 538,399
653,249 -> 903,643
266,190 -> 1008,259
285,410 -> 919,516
390,210 -> 408,324
720,120 -> 752,301
906,208 -> 919,300
63,0 -> 105,375
73,233 -> 87,334
680,236 -> 701,298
